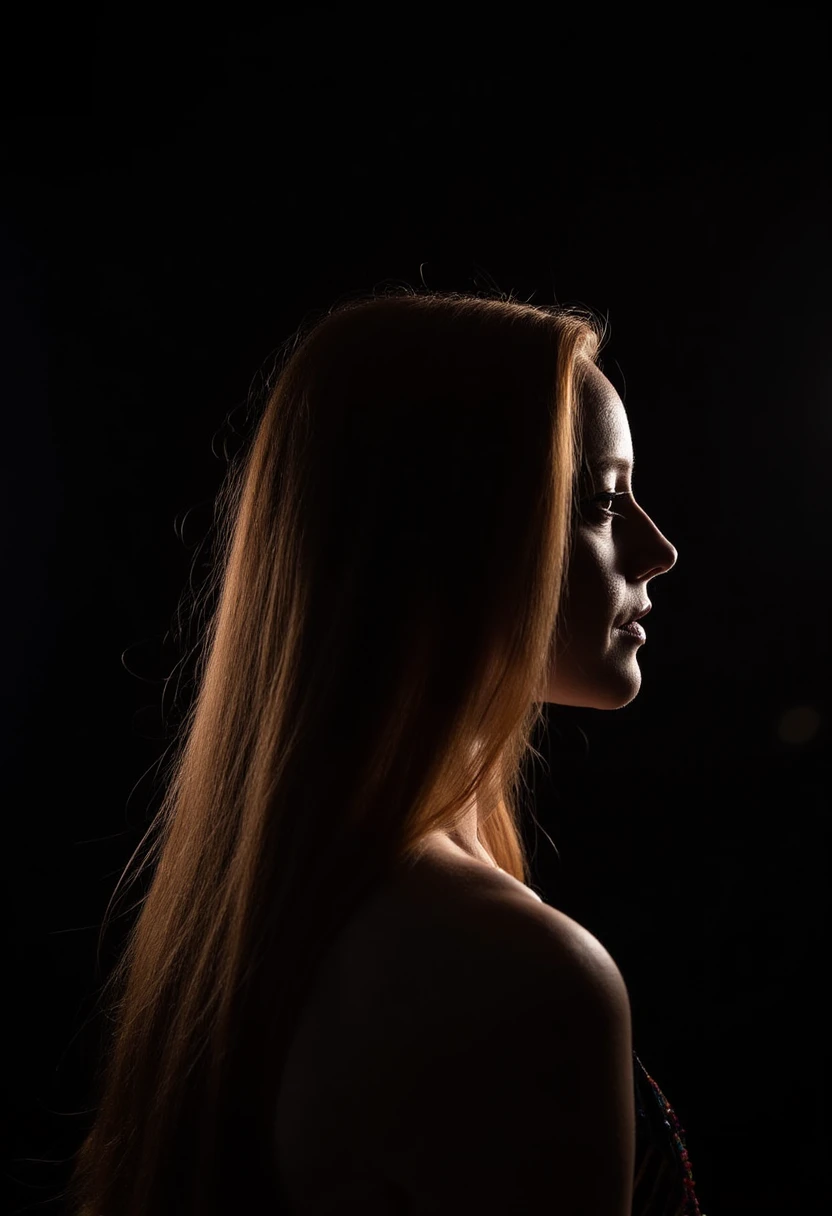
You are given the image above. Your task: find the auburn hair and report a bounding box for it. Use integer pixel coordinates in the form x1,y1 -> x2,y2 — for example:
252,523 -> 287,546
65,285 -> 605,1214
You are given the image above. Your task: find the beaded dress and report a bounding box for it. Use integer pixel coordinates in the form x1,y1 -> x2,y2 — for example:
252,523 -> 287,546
631,1050 -> 703,1215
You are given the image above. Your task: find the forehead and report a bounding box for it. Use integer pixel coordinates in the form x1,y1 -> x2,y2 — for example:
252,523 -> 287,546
579,362 -> 632,466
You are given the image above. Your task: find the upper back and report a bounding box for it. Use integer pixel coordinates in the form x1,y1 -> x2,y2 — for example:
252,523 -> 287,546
274,839 -> 635,1213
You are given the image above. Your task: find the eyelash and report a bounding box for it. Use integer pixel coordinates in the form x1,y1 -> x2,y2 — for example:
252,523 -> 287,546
583,490 -> 630,520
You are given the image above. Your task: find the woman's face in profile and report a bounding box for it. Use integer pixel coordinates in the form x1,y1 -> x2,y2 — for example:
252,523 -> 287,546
542,361 -> 678,710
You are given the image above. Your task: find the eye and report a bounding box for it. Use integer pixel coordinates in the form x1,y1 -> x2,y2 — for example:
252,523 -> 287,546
583,490 -> 629,520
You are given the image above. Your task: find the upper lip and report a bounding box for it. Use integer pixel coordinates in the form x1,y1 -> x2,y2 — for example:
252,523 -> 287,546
619,602 -> 652,626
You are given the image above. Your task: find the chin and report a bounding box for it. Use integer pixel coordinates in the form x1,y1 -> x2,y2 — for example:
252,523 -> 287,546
589,682 -> 641,710
544,666 -> 642,710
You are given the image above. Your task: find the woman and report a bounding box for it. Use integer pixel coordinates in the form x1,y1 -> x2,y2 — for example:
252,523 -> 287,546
66,287 -> 702,1214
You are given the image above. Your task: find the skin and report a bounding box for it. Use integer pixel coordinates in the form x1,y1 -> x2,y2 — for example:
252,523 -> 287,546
542,359 -> 678,709
438,360 -> 678,864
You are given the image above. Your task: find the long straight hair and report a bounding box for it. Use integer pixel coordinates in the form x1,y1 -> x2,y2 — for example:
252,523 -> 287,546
65,286 -> 604,1215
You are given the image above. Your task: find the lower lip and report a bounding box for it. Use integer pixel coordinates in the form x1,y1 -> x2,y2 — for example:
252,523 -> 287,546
614,621 -> 646,642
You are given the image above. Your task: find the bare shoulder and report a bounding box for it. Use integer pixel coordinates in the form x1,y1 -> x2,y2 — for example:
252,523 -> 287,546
401,856 -> 631,1047
359,846 -> 635,1213
275,839 -> 633,1213
387,836 -> 629,1008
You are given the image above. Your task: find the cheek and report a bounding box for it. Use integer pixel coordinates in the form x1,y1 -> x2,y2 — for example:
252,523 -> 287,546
563,532 -> 615,632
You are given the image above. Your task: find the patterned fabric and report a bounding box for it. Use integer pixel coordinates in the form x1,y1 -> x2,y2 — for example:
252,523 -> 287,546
632,1051 -> 705,1216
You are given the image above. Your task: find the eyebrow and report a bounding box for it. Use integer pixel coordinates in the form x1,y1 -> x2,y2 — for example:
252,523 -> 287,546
586,456 -> 635,475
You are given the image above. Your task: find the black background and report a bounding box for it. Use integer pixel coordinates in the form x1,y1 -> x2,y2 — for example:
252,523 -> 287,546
3,12 -> 830,1214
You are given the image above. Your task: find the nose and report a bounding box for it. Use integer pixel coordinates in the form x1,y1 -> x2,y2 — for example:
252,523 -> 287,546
633,508 -> 678,581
